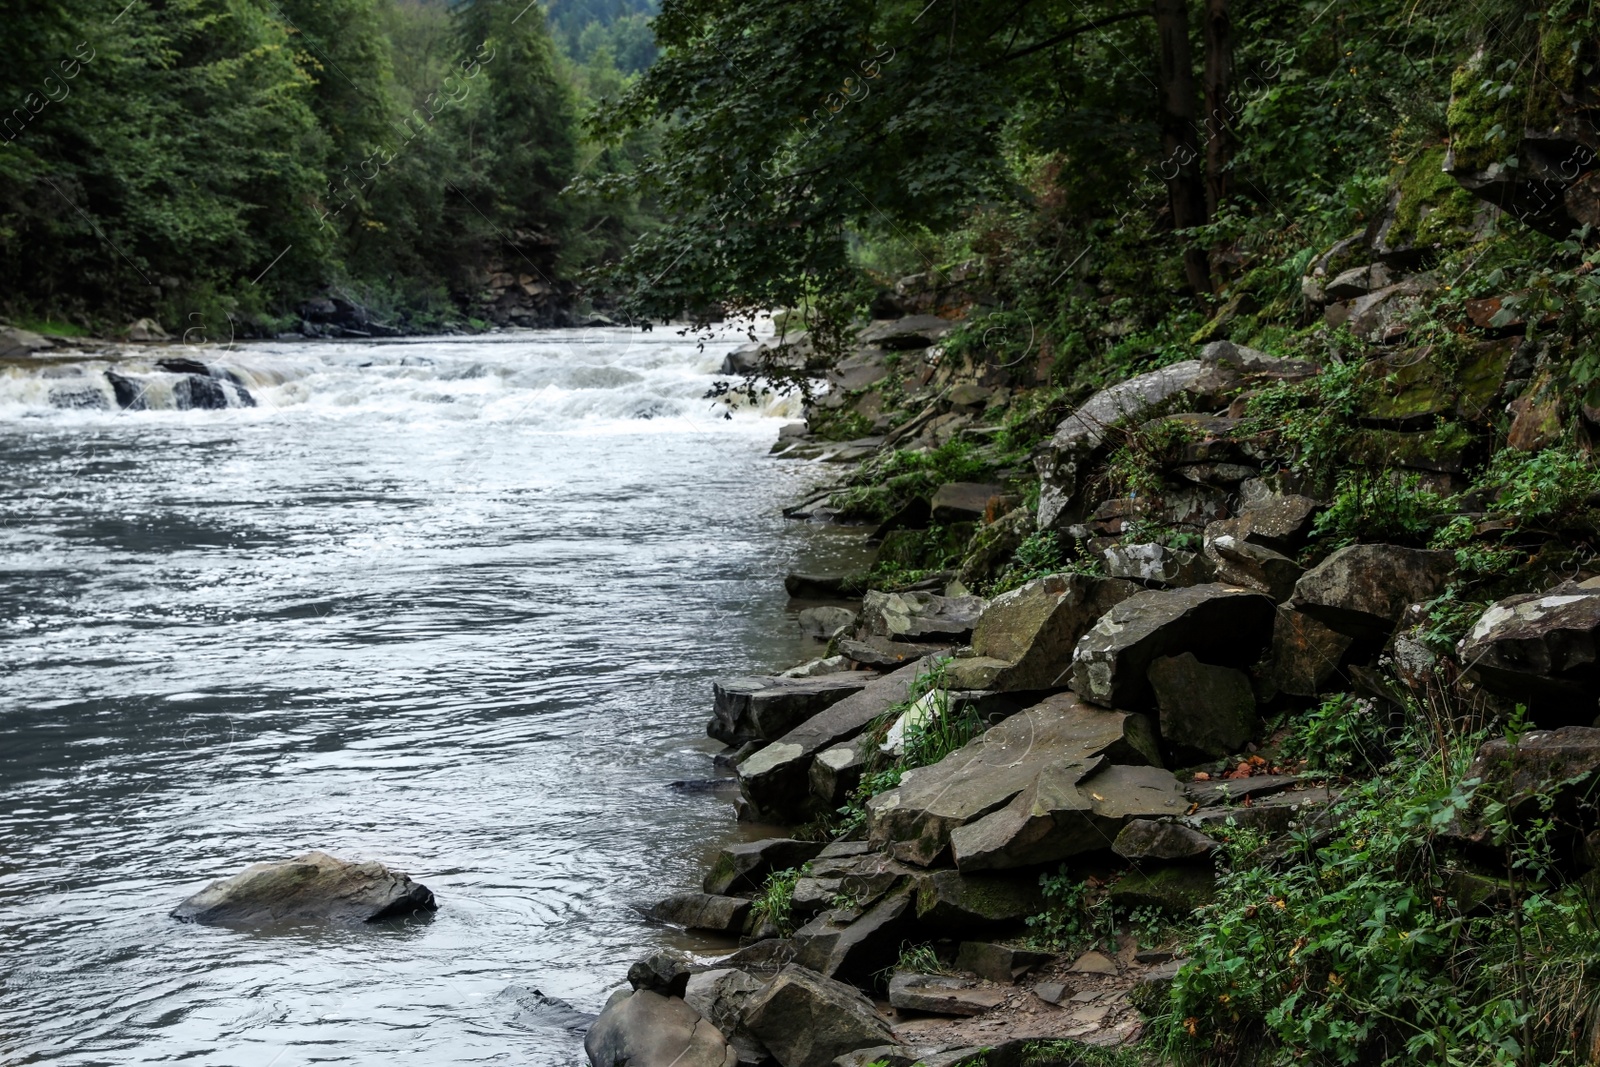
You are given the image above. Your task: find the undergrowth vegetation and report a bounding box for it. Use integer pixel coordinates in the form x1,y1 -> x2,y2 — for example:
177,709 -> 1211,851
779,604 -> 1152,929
1153,705 -> 1600,1067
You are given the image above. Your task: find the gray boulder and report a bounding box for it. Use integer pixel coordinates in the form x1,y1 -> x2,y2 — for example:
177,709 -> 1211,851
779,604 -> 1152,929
1108,866 -> 1216,913
858,590 -> 987,644
954,942 -> 1053,983
741,966 -> 897,1067
865,692 -> 1161,866
650,892 -> 751,934
1291,545 -> 1453,639
585,989 -> 737,1067
1071,584 -> 1276,709
1147,652 -> 1258,761
798,606 -> 859,640
782,655 -> 859,679
949,763 -> 1188,871
945,574 -> 1138,692
792,887 -> 916,982
0,325 -> 54,358
684,968 -> 771,1064
1203,521 -> 1304,601
828,349 -> 891,390
930,482 -> 1003,523
1458,586 -> 1600,720
1264,605 -> 1354,697
1447,728 -> 1600,850
739,659 -> 932,823
1036,361 -> 1204,529
704,838 -> 827,896
837,636 -> 945,668
886,973 -> 1007,1017
1113,819 -> 1217,861
1103,542 -> 1211,588
171,851 -> 436,926
791,841 -> 914,915
809,742 -> 868,808
1184,784 -> 1339,836
629,951 -> 694,998
709,674 -> 870,747
855,314 -> 954,349
1191,341 -> 1320,395
912,869 -> 1044,929
1228,494 -> 1324,553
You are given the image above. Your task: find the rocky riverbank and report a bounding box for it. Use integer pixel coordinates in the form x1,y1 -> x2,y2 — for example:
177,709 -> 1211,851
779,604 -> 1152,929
586,201 -> 1600,1065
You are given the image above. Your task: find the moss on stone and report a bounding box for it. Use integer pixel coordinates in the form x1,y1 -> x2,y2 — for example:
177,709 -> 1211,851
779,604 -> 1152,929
1386,146 -> 1483,249
1108,865 -> 1216,914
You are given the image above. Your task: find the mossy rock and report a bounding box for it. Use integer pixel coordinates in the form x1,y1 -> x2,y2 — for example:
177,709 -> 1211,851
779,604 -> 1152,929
1380,146 -> 1485,253
1362,342 -> 1511,425
1355,423 -> 1474,474
1447,22 -> 1576,174
1108,865 -> 1216,914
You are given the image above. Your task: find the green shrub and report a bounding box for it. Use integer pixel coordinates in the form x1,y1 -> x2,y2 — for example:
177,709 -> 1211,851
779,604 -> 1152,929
1310,471 -> 1447,548
1281,693 -> 1389,776
1476,447 -> 1600,532
1155,719 -> 1600,1067
750,866 -> 804,935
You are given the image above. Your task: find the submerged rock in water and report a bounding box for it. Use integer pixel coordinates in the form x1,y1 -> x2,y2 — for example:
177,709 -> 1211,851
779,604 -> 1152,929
493,984 -> 596,1031
171,850 -> 437,926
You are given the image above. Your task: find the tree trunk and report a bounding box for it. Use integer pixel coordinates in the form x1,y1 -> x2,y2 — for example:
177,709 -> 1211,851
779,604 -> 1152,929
1202,0 -> 1235,218
1153,0 -> 1211,295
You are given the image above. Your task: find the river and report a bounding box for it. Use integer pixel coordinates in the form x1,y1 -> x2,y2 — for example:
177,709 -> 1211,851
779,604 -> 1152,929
0,328 -> 863,1065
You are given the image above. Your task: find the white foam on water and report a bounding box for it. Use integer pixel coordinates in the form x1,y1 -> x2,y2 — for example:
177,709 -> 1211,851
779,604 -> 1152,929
0,322 -> 806,431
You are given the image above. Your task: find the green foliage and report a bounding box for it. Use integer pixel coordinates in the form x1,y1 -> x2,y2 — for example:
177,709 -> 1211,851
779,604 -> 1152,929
1243,356 -> 1373,477
749,865 -> 803,936
1310,471 -> 1448,548
1155,711 -> 1600,1067
830,439 -> 992,522
1282,694 -> 1389,777
881,940 -> 954,979
1019,1041 -> 1147,1067
1027,868 -> 1115,952
990,529 -> 1104,595
900,695 -> 983,772
1475,447 -> 1600,531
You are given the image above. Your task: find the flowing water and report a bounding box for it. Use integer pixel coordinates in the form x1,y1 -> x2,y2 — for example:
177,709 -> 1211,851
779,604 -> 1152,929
0,328 -> 867,1065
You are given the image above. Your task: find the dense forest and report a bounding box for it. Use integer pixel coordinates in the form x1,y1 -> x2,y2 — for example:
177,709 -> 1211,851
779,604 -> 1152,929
0,0 -> 659,336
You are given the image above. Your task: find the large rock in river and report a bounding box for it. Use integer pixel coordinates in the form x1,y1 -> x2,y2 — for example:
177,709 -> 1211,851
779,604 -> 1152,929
171,851 -> 436,926
865,692 -> 1161,866
585,989 -> 737,1067
945,573 -> 1138,692
741,966 -> 897,1067
704,837 -> 827,896
1071,584 -> 1276,709
709,674 -> 870,747
1458,584 -> 1600,721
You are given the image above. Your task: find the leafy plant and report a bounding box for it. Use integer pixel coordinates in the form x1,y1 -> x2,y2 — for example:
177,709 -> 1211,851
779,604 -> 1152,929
1155,708 -> 1600,1067
1310,471 -> 1447,548
1281,693 -> 1389,777
749,866 -> 804,936
1027,868 -> 1114,952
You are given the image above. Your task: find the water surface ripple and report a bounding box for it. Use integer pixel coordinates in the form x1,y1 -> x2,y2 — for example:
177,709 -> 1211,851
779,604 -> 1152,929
0,329 -> 861,1065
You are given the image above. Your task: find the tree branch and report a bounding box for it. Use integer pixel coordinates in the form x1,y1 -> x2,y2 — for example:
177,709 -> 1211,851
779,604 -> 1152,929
990,6 -> 1153,66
